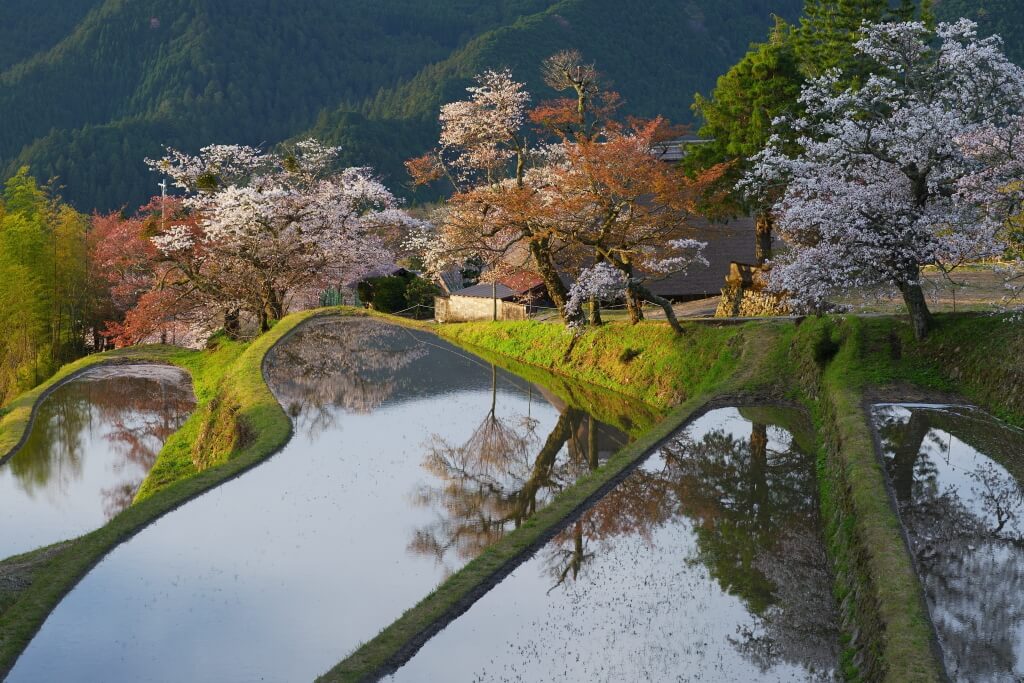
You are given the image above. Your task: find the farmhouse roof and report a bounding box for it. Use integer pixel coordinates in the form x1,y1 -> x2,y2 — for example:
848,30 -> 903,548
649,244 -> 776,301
450,282 -> 519,300
647,216 -> 778,300
450,271 -> 547,300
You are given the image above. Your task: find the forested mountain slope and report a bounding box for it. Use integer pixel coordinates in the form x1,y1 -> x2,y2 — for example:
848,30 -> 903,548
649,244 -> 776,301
0,0 -> 98,70
305,0 -> 807,199
0,0 -> 1018,211
0,0 -> 556,209
934,0 -> 1024,63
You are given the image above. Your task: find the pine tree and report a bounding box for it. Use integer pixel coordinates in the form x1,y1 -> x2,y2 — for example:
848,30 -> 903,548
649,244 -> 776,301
796,0 -> 929,77
689,19 -> 805,264
891,0 -> 917,21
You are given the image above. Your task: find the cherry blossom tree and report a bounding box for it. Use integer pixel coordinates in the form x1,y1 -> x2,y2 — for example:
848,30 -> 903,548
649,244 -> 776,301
747,20 -> 1024,338
408,70 -> 577,318
410,57 -> 717,330
565,239 -> 707,335
145,139 -> 414,336
545,117 -> 716,330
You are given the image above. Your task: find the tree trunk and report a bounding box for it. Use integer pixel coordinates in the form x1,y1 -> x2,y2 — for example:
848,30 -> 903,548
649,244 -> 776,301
625,288 -> 644,324
755,212 -> 774,266
262,286 -> 285,331
589,298 -> 602,326
515,408 -> 578,523
529,238 -> 576,323
224,308 -> 241,339
897,270 -> 932,340
587,416 -> 599,471
617,260 -> 644,324
630,281 -> 683,334
891,412 -> 930,504
749,423 -> 769,528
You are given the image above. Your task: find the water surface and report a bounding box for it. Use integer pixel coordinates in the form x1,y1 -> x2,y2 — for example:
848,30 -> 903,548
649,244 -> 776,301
0,364 -> 194,559
389,407 -> 840,682
7,317 -> 648,682
873,404 -> 1024,682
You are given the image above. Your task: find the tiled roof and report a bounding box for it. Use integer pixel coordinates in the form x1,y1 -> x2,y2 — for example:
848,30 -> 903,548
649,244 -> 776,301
450,283 -> 519,300
498,272 -> 545,294
647,217 -> 774,300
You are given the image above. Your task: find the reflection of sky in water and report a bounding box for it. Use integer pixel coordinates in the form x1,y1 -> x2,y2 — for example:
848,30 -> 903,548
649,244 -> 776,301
7,318 -> 637,683
389,407 -> 838,683
0,365 -> 194,559
922,430 -> 1023,538
873,404 -> 1024,683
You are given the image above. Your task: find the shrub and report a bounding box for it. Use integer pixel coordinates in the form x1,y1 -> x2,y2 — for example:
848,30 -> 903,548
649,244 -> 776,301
369,276 -> 408,313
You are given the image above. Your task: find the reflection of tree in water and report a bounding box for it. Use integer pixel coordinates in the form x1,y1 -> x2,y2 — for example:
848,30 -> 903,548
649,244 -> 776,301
264,318 -> 426,436
874,405 -> 1024,682
10,368 -> 194,518
541,416 -> 839,678
409,369 -> 623,573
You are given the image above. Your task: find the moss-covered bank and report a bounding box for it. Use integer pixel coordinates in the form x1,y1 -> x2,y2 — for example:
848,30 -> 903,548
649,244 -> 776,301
0,307 -> 348,677
328,313 -> 1023,683
2,309 -> 1020,681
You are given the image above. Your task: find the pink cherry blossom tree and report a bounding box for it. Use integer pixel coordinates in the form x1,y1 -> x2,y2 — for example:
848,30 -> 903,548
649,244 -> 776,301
747,20 -> 1024,338
146,139 -> 417,335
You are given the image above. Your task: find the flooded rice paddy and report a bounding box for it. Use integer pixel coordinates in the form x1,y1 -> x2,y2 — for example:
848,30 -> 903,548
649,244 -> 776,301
872,404 -> 1024,682
0,364 -> 194,559
388,407 -> 840,682
6,317 -> 647,682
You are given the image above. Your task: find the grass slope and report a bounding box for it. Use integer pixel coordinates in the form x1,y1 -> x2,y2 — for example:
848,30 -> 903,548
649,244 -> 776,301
0,308 -> 340,677
436,320 -> 751,410
2,309 -> 1020,681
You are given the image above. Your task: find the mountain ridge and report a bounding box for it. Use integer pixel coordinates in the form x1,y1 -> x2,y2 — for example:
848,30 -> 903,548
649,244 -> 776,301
0,0 -> 1015,211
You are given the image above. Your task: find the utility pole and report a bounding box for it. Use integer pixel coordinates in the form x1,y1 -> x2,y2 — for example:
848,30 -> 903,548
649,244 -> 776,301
159,179 -> 169,345
159,179 -> 168,232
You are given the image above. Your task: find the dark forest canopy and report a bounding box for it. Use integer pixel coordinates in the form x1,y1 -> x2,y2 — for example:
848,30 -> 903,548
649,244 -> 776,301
0,0 -> 1018,212
1,0 -> 804,211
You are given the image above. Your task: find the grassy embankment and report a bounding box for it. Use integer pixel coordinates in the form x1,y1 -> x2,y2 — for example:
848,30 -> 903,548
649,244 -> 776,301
1,308 -> 1020,681
0,307 -> 361,677
0,307 -> 658,677
325,313 -> 1023,683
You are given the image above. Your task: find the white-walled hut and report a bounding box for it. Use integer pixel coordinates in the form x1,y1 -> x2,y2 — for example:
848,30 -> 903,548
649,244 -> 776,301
435,273 -> 549,323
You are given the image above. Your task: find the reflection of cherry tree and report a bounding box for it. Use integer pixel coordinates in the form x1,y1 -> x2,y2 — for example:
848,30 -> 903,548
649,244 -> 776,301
874,405 -> 1024,681
740,527 -> 840,677
264,317 -> 426,437
409,372 -> 624,572
10,368 -> 194,519
539,415 -> 839,676
97,374 -> 194,517
670,425 -> 817,610
543,460 -> 676,588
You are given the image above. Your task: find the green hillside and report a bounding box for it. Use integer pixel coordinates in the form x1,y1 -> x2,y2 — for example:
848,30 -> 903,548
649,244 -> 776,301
0,0 -> 1018,211
0,0 -> 556,209
935,0 -> 1024,63
306,0 -> 811,199
0,0 -> 99,70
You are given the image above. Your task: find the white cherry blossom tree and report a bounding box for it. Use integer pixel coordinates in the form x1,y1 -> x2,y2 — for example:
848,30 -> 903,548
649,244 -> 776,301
747,20 -> 1024,338
147,140 -> 416,334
